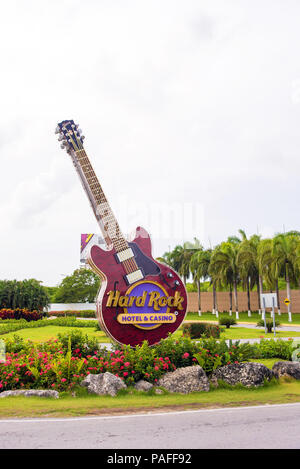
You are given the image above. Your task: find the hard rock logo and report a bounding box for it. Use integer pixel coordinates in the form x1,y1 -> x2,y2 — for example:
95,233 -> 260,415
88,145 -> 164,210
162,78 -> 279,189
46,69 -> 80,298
105,280 -> 185,329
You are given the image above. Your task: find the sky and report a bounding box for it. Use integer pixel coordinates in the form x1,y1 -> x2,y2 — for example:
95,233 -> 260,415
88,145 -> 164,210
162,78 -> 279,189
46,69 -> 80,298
1,0 -> 300,286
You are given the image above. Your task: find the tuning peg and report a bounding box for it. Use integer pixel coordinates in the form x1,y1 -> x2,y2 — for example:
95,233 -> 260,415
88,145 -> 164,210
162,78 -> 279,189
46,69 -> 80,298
55,125 -> 60,134
81,135 -> 85,141
58,134 -> 64,141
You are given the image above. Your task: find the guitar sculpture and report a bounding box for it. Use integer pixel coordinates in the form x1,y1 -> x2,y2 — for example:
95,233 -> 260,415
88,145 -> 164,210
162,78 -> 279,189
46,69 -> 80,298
56,120 -> 187,346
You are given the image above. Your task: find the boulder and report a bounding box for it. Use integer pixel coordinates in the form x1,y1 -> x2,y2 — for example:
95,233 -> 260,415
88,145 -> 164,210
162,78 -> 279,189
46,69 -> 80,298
81,372 -> 126,396
0,389 -> 59,398
272,361 -> 300,380
211,362 -> 273,388
157,365 -> 210,393
134,380 -> 153,392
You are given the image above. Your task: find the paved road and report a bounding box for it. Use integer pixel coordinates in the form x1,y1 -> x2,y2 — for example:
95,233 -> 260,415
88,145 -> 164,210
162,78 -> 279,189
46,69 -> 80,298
0,403 -> 299,449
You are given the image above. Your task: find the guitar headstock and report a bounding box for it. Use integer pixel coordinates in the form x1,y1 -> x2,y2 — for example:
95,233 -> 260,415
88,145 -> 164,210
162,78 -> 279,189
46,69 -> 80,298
55,120 -> 85,154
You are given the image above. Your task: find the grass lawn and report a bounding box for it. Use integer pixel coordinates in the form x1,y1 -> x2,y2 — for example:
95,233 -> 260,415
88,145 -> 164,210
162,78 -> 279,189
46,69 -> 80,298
185,311 -> 300,325
0,380 -> 299,419
1,323 -> 300,344
2,326 -> 112,344
220,327 -> 300,340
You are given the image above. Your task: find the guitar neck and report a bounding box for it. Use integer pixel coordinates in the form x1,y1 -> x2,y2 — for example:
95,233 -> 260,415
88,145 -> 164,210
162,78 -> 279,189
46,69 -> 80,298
73,148 -> 127,253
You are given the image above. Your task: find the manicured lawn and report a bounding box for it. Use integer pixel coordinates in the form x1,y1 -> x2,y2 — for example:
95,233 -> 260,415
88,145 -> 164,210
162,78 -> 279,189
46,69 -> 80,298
0,380 -> 299,419
185,311 -> 300,325
220,327 -> 300,340
1,322 -> 300,344
2,326 -> 112,344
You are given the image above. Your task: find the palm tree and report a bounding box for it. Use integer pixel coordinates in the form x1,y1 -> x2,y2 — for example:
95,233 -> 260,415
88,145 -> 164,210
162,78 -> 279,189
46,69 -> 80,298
168,239 -> 202,285
209,242 -> 240,319
272,233 -> 298,321
257,238 -> 282,315
238,234 -> 261,317
190,248 -> 211,315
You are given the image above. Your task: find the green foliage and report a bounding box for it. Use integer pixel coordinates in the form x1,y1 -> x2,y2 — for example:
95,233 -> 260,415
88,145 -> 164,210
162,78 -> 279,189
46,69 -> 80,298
57,329 -> 101,357
219,316 -> 237,328
44,286 -> 59,303
254,339 -> 296,360
182,322 -> 221,338
0,332 -> 298,392
0,317 -> 100,336
0,279 -> 50,311
257,319 -> 281,333
193,338 -> 254,374
53,268 -> 100,303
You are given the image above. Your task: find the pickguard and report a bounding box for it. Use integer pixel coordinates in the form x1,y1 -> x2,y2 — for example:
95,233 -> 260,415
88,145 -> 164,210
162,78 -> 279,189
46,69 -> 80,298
128,242 -> 161,277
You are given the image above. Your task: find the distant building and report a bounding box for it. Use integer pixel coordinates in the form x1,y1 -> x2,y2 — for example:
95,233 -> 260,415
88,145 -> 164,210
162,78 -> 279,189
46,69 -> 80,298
80,234 -> 105,265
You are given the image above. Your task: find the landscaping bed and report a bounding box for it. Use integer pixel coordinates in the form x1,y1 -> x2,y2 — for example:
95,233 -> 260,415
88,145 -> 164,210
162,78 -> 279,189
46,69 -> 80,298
0,317 -> 299,418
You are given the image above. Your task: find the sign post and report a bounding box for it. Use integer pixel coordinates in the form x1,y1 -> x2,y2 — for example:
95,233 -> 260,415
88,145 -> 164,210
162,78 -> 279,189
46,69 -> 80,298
260,293 -> 278,335
284,298 -> 292,322
272,296 -> 276,337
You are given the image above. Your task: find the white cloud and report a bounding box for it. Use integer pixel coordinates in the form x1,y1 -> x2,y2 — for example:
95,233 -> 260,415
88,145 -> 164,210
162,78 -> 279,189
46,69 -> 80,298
1,0 -> 300,284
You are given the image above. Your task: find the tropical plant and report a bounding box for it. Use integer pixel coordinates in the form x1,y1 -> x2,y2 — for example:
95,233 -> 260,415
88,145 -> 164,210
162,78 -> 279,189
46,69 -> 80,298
272,234 -> 299,321
53,268 -> 100,303
0,279 -> 50,311
190,248 -> 211,315
209,241 -> 240,319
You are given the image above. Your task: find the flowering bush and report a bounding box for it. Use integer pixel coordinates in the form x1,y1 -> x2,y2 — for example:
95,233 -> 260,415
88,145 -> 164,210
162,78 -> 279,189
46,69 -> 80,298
1,331 -> 293,394
0,309 -> 43,321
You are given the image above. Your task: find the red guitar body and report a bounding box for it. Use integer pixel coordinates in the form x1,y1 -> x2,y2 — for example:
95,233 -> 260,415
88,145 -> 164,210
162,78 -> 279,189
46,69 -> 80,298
88,226 -> 187,346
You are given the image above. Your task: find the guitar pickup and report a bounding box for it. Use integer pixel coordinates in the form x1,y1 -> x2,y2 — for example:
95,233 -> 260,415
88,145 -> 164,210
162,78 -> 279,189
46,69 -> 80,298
115,248 -> 134,263
124,269 -> 144,285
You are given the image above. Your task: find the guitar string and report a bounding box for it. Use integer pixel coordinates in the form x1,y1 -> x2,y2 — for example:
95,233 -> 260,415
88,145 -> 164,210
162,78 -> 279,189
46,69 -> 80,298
76,147 -> 139,274
74,139 -> 138,274
71,130 -> 138,274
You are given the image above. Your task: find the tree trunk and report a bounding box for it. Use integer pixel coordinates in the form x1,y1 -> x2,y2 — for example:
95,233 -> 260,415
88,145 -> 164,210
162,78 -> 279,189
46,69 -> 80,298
197,280 -> 201,316
215,283 -> 219,318
229,285 -> 233,316
247,276 -> 251,317
234,279 -> 239,319
286,271 -> 292,322
276,279 -> 281,315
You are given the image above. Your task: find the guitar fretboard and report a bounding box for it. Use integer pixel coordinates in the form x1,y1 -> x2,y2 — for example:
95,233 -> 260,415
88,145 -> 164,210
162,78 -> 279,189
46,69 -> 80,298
74,149 -> 139,274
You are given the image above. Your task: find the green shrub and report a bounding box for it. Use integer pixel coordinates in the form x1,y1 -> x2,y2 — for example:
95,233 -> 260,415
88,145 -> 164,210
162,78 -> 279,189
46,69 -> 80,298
254,339 -> 296,360
57,330 -> 102,357
182,322 -> 220,339
218,316 -> 237,328
257,319 -> 281,333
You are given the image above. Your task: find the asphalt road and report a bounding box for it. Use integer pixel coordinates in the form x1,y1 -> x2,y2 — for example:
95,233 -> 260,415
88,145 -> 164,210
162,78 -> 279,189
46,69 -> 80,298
0,403 -> 299,449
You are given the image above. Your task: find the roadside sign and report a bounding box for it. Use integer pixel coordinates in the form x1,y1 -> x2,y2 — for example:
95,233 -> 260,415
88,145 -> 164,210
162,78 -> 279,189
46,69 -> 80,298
260,293 -> 278,308
284,298 -> 290,306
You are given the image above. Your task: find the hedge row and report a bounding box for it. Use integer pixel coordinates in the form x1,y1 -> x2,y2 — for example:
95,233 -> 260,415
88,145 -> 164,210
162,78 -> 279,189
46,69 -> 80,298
0,309 -> 43,322
0,317 -> 100,336
1,333 -> 298,393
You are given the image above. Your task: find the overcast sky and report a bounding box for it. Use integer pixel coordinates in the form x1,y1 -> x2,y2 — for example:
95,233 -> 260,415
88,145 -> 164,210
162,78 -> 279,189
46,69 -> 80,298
1,0 -> 300,286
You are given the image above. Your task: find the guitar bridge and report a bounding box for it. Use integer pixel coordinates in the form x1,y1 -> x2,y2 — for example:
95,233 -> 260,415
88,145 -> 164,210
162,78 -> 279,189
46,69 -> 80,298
124,269 -> 144,285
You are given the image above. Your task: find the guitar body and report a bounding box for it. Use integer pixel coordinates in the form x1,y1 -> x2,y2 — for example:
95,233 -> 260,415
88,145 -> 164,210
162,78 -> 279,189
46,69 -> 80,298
88,226 -> 187,346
